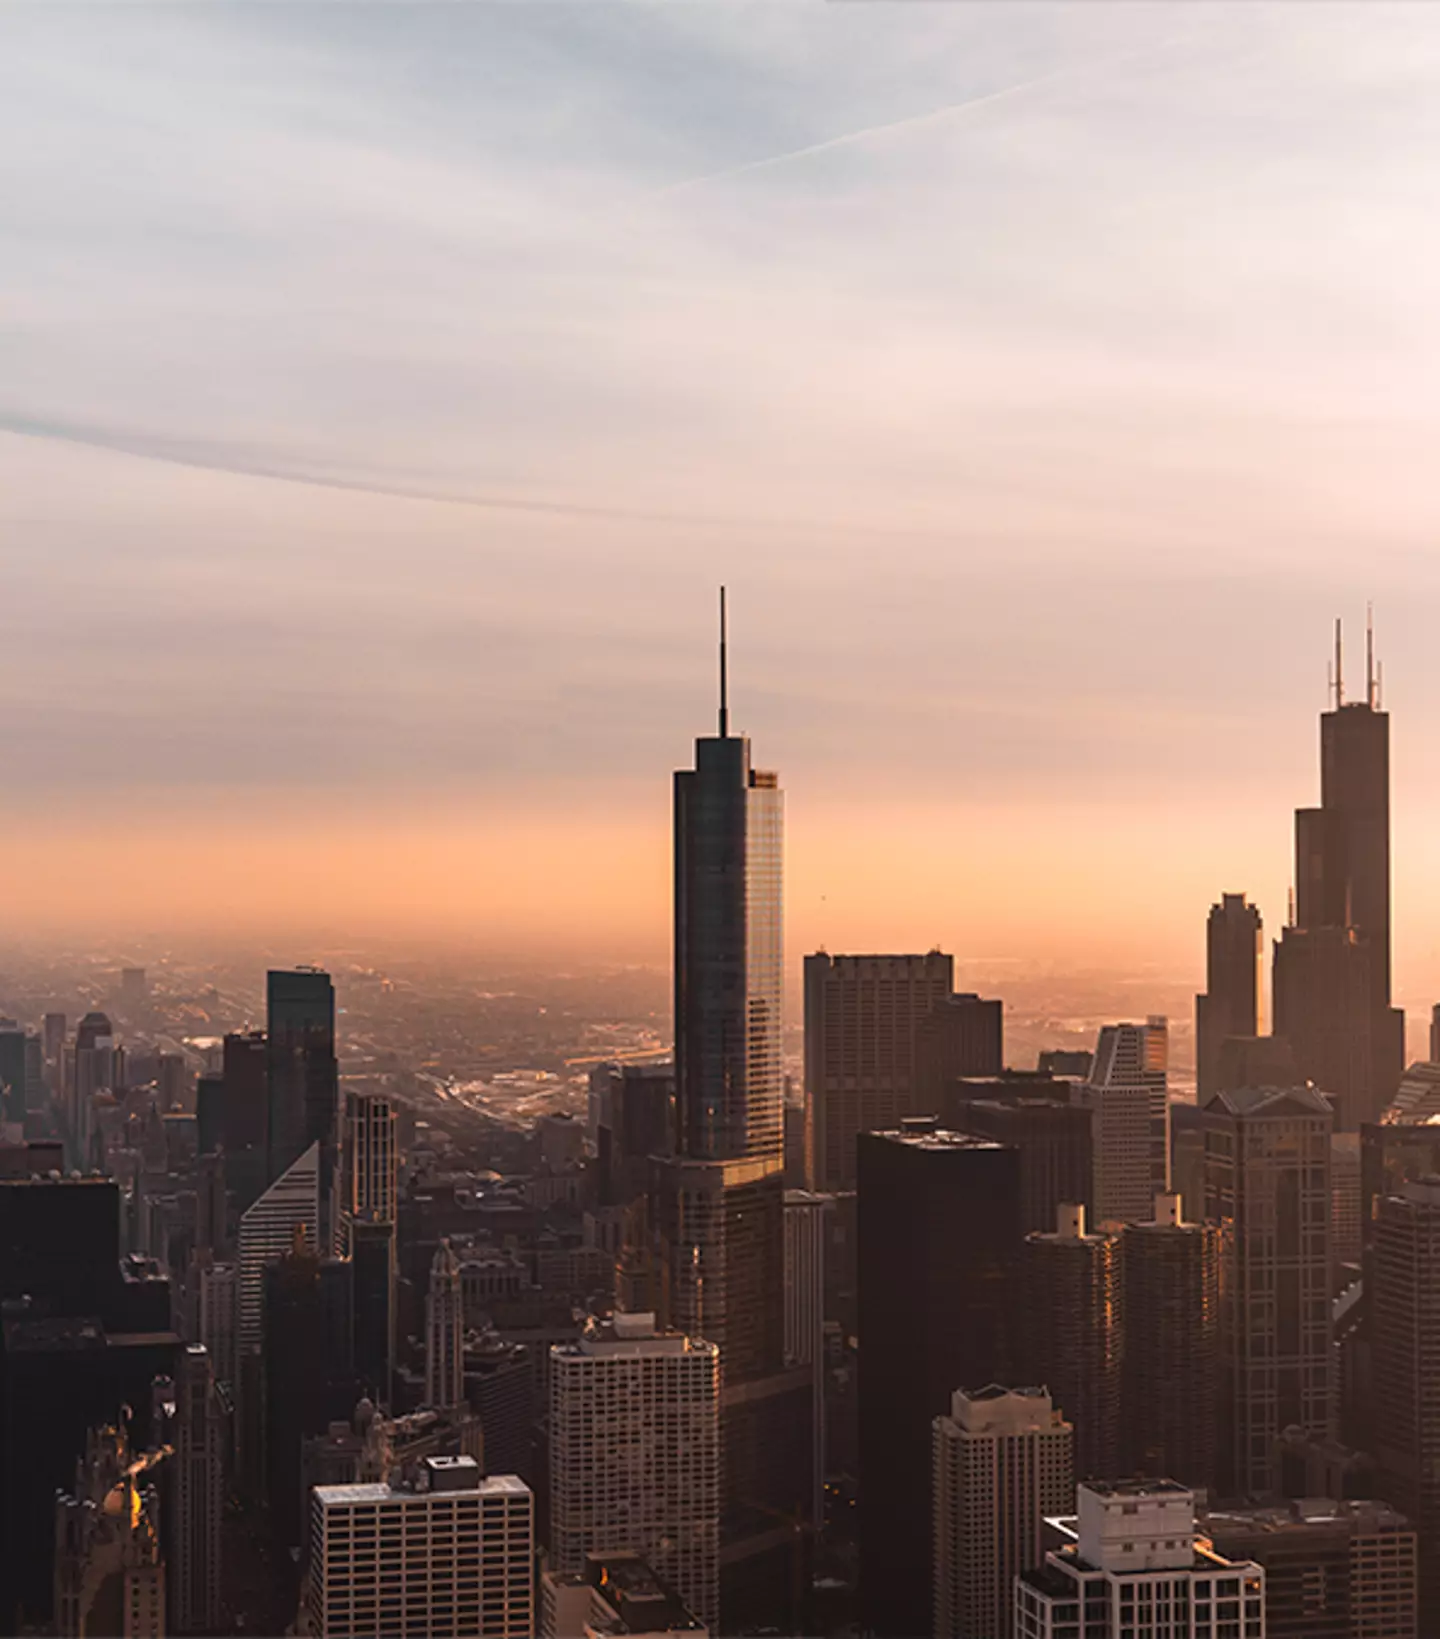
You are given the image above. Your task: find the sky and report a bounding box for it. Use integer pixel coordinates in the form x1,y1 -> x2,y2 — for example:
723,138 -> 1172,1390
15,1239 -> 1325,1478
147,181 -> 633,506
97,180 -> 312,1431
7,2 -> 1440,1004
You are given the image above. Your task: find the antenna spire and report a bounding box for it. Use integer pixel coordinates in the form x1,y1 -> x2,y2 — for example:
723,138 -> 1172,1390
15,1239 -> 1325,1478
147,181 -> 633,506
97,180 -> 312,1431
1366,601 -> 1377,709
718,586 -> 729,738
1333,617 -> 1344,709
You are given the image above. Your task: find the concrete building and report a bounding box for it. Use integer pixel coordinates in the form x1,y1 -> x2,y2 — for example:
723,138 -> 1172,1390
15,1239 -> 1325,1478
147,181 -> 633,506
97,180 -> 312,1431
186,1254 -> 238,1393
1203,1497 -> 1416,1639
1205,1085 -> 1334,1497
305,1457 -> 533,1638
1196,894 -> 1263,1102
1021,1206 -> 1122,1484
170,1345 -> 225,1636
426,1241 -> 464,1411
1371,1177 -> 1440,1627
784,1188 -> 828,1529
541,1552 -> 707,1638
1120,1194 -> 1221,1492
53,1424 -> 167,1639
550,1314 -> 719,1631
1015,1481 -> 1266,1639
1076,1021 -> 1169,1227
803,951 -> 956,1195
237,1139 -> 320,1355
932,1386 -> 1073,1639
343,1092 -> 397,1224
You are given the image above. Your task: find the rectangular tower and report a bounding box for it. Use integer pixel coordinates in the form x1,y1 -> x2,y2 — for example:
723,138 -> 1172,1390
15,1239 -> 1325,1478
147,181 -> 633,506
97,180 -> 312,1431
1076,1020 -> 1169,1227
1196,893 -> 1263,1101
170,1344 -> 225,1636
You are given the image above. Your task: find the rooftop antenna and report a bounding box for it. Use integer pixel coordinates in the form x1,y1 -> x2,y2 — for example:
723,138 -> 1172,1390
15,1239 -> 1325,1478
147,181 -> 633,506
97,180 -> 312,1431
1366,601 -> 1377,709
1333,617 -> 1344,709
718,585 -> 729,738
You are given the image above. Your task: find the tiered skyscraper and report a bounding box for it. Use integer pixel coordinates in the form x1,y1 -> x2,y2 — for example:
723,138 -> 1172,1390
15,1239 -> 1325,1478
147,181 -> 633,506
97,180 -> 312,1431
1273,619 -> 1404,1128
655,593 -> 812,1628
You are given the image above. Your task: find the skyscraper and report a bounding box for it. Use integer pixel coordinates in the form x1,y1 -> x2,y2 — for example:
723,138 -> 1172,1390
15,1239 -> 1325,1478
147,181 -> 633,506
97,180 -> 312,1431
550,1313 -> 720,1630
1371,1176 -> 1440,1626
1076,1020 -> 1169,1227
426,1240 -> 464,1410
803,951 -> 955,1193
1273,620 -> 1404,1128
1196,893 -> 1262,1101
657,594 -> 811,1629
784,1188 -> 829,1530
1020,1205 -> 1123,1484
857,1123 -> 1023,1638
170,1344 -> 224,1636
265,968 -> 338,1226
1120,1193 -> 1221,1491
236,1139 -> 320,1357
1205,1084 -> 1334,1497
932,1386 -> 1074,1639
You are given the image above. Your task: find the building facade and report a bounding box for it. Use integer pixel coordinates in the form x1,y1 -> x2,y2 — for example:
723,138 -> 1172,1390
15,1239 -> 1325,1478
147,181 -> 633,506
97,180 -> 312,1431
1196,893 -> 1263,1102
1077,1022 -> 1169,1227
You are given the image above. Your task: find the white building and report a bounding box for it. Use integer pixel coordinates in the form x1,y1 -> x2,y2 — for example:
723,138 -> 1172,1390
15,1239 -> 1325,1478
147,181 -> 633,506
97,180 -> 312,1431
550,1314 -> 719,1631
1077,1021 -> 1170,1227
305,1456 -> 533,1639
933,1386 -> 1073,1639
237,1140 -> 320,1354
1014,1480 -> 1266,1639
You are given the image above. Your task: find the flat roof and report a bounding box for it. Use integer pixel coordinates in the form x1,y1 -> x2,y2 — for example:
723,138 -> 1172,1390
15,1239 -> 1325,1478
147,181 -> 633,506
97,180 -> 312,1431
867,1127 -> 1006,1153
315,1473 -> 530,1506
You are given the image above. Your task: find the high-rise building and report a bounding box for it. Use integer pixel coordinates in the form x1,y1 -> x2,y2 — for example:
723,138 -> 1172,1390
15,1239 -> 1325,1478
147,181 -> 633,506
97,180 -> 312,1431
343,1092 -> 398,1400
933,1385 -> 1073,1639
342,1091 -> 397,1223
540,1551 -> 708,1639
1273,623 -> 1404,1129
784,1189 -> 829,1530
550,1313 -> 720,1630
1076,1020 -> 1169,1227
946,1085 -> 1093,1234
1371,1176 -> 1440,1626
265,969 -> 338,1232
70,1011 -> 120,1169
1196,894 -> 1263,1101
1120,1193 -> 1221,1492
351,1218 -> 397,1403
659,597 -> 810,1629
185,1254 -> 238,1395
915,992 -> 1005,1110
1203,1497 -> 1416,1639
804,951 -> 956,1194
1021,1205 -> 1123,1484
1015,1481 -> 1265,1639
426,1240 -> 464,1410
0,1025 -> 26,1129
590,1061 -> 674,1209
858,1124 -> 1023,1638
1205,1085 -> 1334,1497
1431,1004 -> 1440,1065
236,1139 -> 320,1357
305,1458 -> 534,1639
170,1345 -> 224,1636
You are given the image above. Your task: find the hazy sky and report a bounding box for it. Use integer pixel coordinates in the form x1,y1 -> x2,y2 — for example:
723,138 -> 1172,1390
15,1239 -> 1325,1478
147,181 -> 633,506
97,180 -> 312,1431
8,3 -> 1440,1000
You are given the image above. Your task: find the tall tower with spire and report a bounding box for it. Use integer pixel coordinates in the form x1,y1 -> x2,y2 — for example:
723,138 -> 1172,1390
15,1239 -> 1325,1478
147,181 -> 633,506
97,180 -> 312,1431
1273,612 -> 1404,1127
425,1241 -> 464,1411
655,591 -> 810,1631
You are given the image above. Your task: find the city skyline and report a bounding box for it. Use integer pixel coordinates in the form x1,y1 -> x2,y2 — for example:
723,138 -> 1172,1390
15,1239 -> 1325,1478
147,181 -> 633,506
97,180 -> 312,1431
10,6 -> 1440,990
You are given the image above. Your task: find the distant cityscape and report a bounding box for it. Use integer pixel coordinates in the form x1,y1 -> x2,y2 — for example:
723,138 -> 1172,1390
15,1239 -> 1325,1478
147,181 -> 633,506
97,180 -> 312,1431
2,612 -> 1439,1639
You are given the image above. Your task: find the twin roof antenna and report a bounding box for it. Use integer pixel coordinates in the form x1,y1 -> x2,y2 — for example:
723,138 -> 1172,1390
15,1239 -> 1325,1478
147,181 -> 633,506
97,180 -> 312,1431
1328,605 -> 1382,710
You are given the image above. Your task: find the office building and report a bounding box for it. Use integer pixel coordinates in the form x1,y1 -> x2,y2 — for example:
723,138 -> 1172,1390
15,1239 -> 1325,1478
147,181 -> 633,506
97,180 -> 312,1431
266,968 -> 338,1230
53,1423 -> 167,1639
915,992 -> 1004,1110
803,951 -> 955,1193
343,1091 -> 397,1224
1371,1177 -> 1440,1626
1205,1085 -> 1334,1497
858,1124 -> 1023,1637
1332,1132 -> 1363,1272
1360,1120 -> 1440,1251
946,1083 -> 1093,1233
933,1386 -> 1073,1639
550,1314 -> 720,1629
1021,1206 -> 1122,1483
1120,1194 -> 1221,1491
236,1139 -> 320,1355
1203,1497 -> 1416,1639
1196,894 -> 1263,1101
590,1061 -> 673,1208
541,1551 -> 708,1639
1273,624 -> 1404,1129
170,1345 -> 225,1636
186,1254 -> 238,1394
1431,1005 -> 1440,1065
426,1241 -> 465,1410
218,1029 -> 270,1220
1076,1020 -> 1169,1227
784,1189 -> 829,1529
1015,1481 -> 1265,1639
660,599 -> 810,1629
305,1457 -> 533,1639
352,1217 -> 397,1402
0,1025 -> 25,1127
71,1011 -> 120,1168
1381,1060 -> 1440,1124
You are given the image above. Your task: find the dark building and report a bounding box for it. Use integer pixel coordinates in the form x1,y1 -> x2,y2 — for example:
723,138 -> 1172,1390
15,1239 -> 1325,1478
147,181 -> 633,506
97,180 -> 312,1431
1121,1193 -> 1222,1491
465,1337 -> 534,1484
1169,1099 -> 1231,1227
350,1217 -> 396,1401
263,1247 -> 356,1555
266,970 -> 339,1247
1196,894 -> 1262,1101
1020,1205 -> 1122,1483
913,991 -> 1004,1109
1361,1122 -> 1440,1252
0,1028 -> 26,1127
1038,1048 -> 1093,1078
593,1061 -> 673,1209
945,1086 -> 1092,1233
1273,625 -> 1405,1129
857,1123 -> 1021,1638
659,599 -> 808,1631
1213,1034 -> 1298,1096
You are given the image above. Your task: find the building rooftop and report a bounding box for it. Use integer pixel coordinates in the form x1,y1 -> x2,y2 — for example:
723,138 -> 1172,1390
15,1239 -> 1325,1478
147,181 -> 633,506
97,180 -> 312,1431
1205,1084 -> 1335,1119
1205,1498 -> 1413,1537
314,1470 -> 530,1506
867,1122 -> 1006,1154
1082,1478 -> 1192,1499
